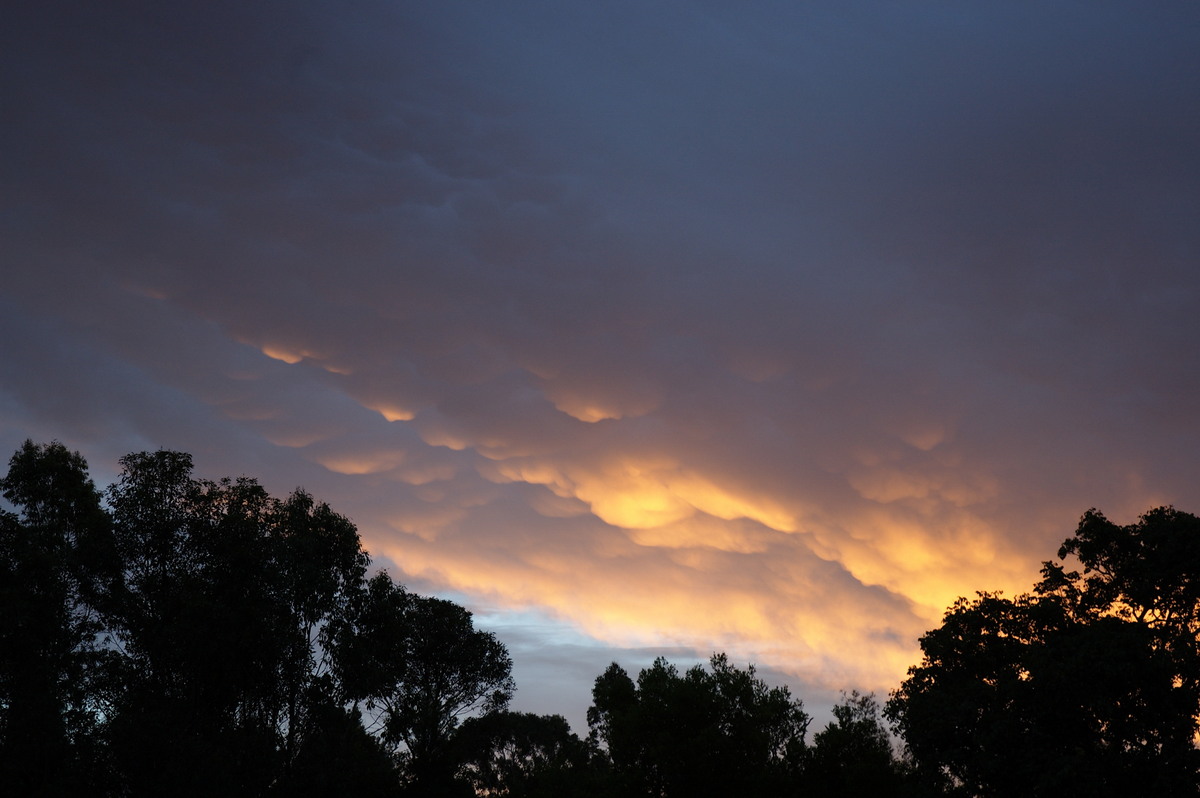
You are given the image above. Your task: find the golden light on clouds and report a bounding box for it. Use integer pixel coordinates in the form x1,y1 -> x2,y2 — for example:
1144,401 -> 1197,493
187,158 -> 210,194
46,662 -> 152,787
260,345 -> 308,365
299,359 -> 1071,695
8,0 -> 1197,730
313,450 -> 407,476
486,455 -> 797,534
330,388 -> 1030,692
542,376 -> 664,424
198,335 -> 1095,700
419,428 -> 472,452
668,474 -> 796,532
555,402 -> 623,423
365,506 -> 941,692
374,405 -> 416,422
627,517 -> 769,555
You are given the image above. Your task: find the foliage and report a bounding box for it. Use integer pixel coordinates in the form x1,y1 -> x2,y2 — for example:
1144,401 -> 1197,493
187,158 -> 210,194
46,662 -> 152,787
271,698 -> 401,798
99,449 -> 373,796
0,441 -> 119,795
333,573 -> 515,795
454,710 -> 594,797
587,653 -> 808,797
888,507 -> 1200,797
0,441 -> 513,797
805,691 -> 910,796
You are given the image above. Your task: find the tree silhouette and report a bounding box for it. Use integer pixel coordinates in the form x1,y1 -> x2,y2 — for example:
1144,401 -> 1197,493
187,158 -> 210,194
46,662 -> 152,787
587,654 -> 808,797
0,442 -> 517,796
0,441 -> 119,796
453,710 -> 594,797
27,440 -> 1178,797
99,450 -> 376,796
888,507 -> 1200,797
271,699 -> 401,798
805,691 -> 908,796
333,572 -> 515,795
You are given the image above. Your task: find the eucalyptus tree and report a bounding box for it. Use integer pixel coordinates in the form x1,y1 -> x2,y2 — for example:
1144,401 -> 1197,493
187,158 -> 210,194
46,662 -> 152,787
453,710 -> 593,798
1,441 -> 520,797
587,654 -> 809,797
101,450 -> 375,795
888,507 -> 1200,797
333,573 -> 515,795
0,440 -> 119,796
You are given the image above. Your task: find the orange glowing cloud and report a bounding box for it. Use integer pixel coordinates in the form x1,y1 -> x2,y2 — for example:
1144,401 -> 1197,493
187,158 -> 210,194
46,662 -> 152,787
483,454 -> 797,534
204,345 -> 1083,703
312,450 -> 407,476
322,372 -> 1057,697
540,371 -> 664,424
260,344 -> 309,365
372,404 -> 416,422
364,511 -> 932,693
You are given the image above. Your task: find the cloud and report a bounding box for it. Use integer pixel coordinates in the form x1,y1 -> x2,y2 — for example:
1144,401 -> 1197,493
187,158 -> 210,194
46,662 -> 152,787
4,0 -> 1200,727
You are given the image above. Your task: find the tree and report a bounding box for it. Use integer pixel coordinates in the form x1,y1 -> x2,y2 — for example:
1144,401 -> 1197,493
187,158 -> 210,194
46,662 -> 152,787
805,691 -> 907,796
271,698 -> 401,798
888,507 -> 1200,797
62,447 -> 374,796
0,441 -> 119,796
586,661 -> 639,793
587,654 -> 808,797
334,573 -> 515,795
1039,507 -> 1200,669
453,710 -> 594,797
0,442 -> 525,796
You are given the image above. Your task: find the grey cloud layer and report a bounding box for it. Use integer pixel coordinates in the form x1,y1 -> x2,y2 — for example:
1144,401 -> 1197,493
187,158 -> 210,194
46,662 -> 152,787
4,0 -> 1200,722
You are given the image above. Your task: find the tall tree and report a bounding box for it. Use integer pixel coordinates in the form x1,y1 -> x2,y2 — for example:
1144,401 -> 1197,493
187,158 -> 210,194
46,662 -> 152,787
0,441 -> 118,796
271,488 -> 372,769
102,450 -> 375,796
888,507 -> 1200,797
805,691 -> 907,796
104,453 -> 276,795
0,443 -> 520,796
334,572 -> 515,795
587,654 -> 808,797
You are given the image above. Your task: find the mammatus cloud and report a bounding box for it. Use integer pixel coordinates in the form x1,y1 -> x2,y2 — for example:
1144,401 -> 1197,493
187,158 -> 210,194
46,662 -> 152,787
4,1 -> 1200,723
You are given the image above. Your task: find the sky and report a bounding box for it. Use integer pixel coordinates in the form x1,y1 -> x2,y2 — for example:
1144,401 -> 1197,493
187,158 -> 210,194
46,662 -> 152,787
3,0 -> 1200,731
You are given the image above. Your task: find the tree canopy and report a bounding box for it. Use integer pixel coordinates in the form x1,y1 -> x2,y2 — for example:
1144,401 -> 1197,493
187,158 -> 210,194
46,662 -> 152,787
888,506 -> 1200,797
805,691 -> 909,796
587,653 -> 809,797
333,573 -> 515,795
0,441 -> 511,797
454,710 -> 593,797
0,440 -> 116,795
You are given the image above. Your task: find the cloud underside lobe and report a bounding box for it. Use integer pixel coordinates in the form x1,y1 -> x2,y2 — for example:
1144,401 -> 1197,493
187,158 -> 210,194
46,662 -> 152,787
3,0 -> 1200,697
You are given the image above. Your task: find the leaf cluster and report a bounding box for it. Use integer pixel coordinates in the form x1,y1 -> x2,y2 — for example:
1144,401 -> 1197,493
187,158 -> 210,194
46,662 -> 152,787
888,506 -> 1200,797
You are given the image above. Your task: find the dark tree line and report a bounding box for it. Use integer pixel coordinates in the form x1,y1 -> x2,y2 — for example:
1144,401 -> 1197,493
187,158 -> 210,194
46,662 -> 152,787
0,442 -> 510,797
5,441 -> 1200,796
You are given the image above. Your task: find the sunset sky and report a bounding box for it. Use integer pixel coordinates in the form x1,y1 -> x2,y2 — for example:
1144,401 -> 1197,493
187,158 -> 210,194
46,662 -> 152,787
4,1 -> 1200,729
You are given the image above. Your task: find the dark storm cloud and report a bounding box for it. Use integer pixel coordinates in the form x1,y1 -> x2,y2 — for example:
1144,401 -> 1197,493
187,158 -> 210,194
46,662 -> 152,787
4,0 -> 1200,724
